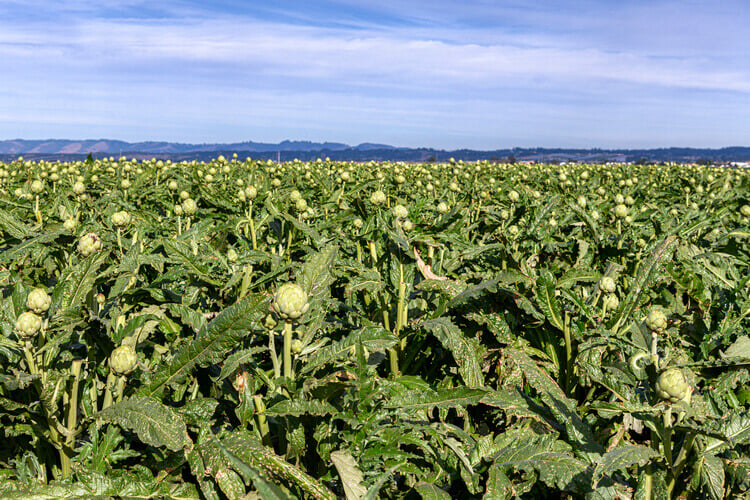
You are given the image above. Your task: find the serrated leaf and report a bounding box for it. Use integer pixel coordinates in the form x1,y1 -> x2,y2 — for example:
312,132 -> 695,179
161,238 -> 216,284
705,412 -> 750,453
494,435 -> 588,493
507,348 -> 604,460
51,250 -> 110,317
208,431 -> 292,500
387,387 -> 488,410
558,268 -> 601,289
700,453 -> 725,500
0,208 -> 34,239
414,482 -> 452,500
721,336 -> 750,360
592,445 -> 659,487
142,293 -> 269,398
609,235 -> 678,333
97,395 -> 190,451
265,399 -> 338,417
534,269 -> 564,331
300,325 -> 397,375
0,230 -> 63,265
422,317 -> 485,387
331,450 -> 367,500
204,430 -> 336,500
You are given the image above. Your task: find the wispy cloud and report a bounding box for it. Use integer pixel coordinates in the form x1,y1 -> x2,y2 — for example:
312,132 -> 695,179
0,1 -> 748,148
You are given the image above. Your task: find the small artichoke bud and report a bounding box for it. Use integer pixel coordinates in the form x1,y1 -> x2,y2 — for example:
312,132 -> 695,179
31,180 -> 44,194
227,248 -> 238,263
181,198 -> 198,215
436,201 -> 449,214
655,368 -> 691,404
273,283 -> 309,322
26,288 -> 51,315
110,344 -> 138,376
599,277 -> 617,294
263,313 -> 278,330
78,232 -> 103,257
602,293 -> 619,310
645,309 -> 668,333
291,339 -> 304,354
392,204 -> 408,220
16,311 -> 42,339
370,190 -> 387,206
614,204 -> 628,218
111,210 -> 131,227
63,217 -> 78,232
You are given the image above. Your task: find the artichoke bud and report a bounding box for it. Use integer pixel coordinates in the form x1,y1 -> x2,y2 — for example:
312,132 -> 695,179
645,309 -> 668,333
26,288 -> 51,315
273,283 -> 309,322
16,311 -> 42,339
110,345 -> 138,376
656,368 -> 691,404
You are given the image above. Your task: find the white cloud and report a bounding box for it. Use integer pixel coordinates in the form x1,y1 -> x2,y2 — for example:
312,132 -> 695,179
0,1 -> 748,148
2,16 -> 749,95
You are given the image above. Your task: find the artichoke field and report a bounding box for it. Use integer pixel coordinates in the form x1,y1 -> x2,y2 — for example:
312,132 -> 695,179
0,155 -> 749,498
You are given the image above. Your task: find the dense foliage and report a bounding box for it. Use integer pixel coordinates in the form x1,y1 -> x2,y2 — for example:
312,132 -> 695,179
0,155 -> 749,499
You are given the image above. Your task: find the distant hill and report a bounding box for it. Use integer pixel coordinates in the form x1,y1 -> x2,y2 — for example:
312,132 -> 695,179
0,139 -> 748,163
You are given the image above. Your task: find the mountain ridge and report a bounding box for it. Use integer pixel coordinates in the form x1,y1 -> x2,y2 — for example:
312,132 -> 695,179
1,139 -> 748,163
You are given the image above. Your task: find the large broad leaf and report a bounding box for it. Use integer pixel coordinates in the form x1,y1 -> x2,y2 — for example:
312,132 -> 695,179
698,453 -> 725,500
422,317 -> 485,387
161,238 -> 218,285
608,235 -> 678,334
300,325 -> 397,375
506,348 -> 604,461
0,208 -> 35,239
387,387 -> 488,410
331,450 -> 367,500
0,230 -> 63,265
534,269 -> 564,331
265,399 -> 338,417
297,245 -> 337,345
493,434 -> 588,493
721,336 -> 750,360
200,429 -> 336,500
97,395 -> 191,452
413,482 -> 452,500
705,411 -> 750,453
592,445 -> 659,487
51,250 -> 110,317
0,470 -> 200,499
209,431 -> 293,500
142,293 -> 270,398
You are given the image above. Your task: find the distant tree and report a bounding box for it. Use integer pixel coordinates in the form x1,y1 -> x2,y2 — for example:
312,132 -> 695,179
635,157 -> 649,165
426,156 -> 436,163
507,155 -> 517,164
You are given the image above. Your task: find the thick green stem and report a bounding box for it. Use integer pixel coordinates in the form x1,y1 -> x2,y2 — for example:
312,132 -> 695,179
62,360 -> 83,479
283,321 -> 294,381
115,375 -> 127,403
269,332 -> 281,380
101,371 -> 118,410
239,264 -> 254,299
249,205 -> 257,250
253,395 -> 271,446
563,310 -> 573,394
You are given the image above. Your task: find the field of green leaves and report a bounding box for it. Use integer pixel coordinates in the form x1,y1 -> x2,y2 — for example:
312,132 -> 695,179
1,155 -> 749,499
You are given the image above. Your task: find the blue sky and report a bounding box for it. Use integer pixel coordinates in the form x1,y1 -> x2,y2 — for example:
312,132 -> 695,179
1,0 -> 748,149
